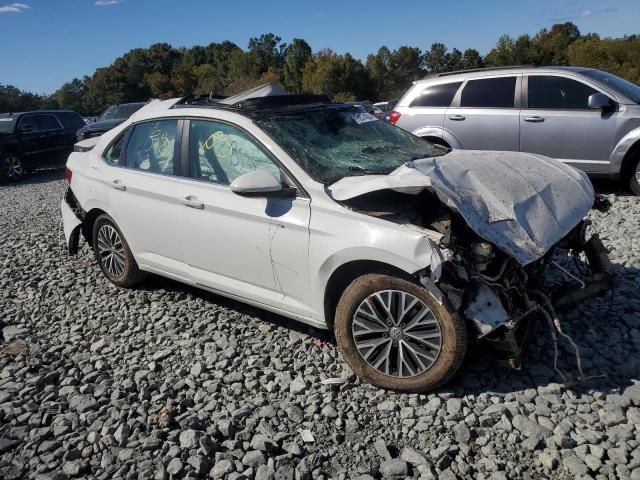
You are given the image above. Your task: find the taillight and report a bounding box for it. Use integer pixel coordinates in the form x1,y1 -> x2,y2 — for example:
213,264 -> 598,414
64,167 -> 72,184
388,111 -> 401,125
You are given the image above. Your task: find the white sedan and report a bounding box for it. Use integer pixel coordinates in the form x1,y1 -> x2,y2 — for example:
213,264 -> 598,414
61,87 -> 612,392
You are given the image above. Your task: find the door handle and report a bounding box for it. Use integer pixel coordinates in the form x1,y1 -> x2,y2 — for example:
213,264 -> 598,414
182,196 -> 204,210
524,116 -> 544,122
111,179 -> 126,191
448,114 -> 466,121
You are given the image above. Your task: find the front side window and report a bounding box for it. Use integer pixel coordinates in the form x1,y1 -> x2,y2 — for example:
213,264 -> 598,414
461,77 -> 517,108
581,69 -> 640,103
257,107 -> 448,185
34,114 -> 61,131
189,120 -> 280,185
126,119 -> 178,175
411,82 -> 462,107
528,76 -> 599,109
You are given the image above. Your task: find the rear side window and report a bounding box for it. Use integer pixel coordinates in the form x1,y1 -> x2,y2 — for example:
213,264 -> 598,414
104,135 -> 125,165
57,112 -> 85,130
461,77 -> 517,108
528,76 -> 598,109
126,119 -> 179,175
411,82 -> 462,107
34,114 -> 61,130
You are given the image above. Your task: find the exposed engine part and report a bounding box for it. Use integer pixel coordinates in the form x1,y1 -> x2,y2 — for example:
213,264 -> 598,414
428,215 -> 452,245
464,283 -> 510,337
470,242 -> 494,272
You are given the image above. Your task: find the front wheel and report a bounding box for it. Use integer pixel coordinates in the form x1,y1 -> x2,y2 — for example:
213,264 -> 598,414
334,274 -> 468,392
92,214 -> 147,287
629,157 -> 640,196
1,153 -> 25,182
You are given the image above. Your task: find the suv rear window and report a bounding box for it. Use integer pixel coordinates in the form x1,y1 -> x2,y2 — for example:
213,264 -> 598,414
461,77 -> 517,108
528,76 -> 598,109
411,82 -> 462,107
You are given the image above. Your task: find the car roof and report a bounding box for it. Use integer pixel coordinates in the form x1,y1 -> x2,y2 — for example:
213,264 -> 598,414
416,65 -> 596,84
0,110 -> 79,118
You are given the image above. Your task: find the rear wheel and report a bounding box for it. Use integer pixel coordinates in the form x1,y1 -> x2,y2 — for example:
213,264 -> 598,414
1,153 -> 24,182
92,214 -> 147,287
334,274 -> 467,392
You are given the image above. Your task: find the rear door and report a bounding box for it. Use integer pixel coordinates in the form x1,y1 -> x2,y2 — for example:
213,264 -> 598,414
397,81 -> 462,138
444,75 -> 521,151
98,118 -> 192,279
520,74 -> 618,173
33,114 -> 68,163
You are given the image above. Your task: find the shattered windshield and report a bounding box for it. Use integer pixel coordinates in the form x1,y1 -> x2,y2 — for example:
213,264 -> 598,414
256,107 -> 448,184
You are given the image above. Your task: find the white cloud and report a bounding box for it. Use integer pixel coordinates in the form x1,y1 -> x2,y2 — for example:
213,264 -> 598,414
0,3 -> 30,14
551,7 -> 617,22
95,0 -> 121,5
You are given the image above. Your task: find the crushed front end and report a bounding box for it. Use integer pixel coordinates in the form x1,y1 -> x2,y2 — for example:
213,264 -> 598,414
427,201 -> 614,368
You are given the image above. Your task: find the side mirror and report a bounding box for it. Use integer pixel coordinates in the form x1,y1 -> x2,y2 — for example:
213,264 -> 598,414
588,93 -> 613,111
230,170 -> 294,197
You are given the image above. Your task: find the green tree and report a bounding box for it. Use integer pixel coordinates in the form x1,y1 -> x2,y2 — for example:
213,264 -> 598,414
54,78 -> 86,113
283,38 -> 312,93
248,33 -> 286,74
424,43 -> 449,73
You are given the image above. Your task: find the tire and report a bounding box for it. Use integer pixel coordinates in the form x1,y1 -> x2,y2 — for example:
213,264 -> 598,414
334,274 -> 468,392
1,153 -> 25,182
92,214 -> 147,287
629,157 -> 640,196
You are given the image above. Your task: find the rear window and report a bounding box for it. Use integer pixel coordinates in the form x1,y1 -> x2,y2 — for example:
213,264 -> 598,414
57,112 -> 85,130
0,117 -> 15,133
461,77 -> 517,108
411,82 -> 462,107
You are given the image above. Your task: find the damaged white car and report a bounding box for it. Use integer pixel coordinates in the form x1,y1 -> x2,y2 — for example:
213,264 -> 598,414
61,87 -> 614,392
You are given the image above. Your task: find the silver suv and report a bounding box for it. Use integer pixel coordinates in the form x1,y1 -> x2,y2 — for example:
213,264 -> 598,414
391,66 -> 640,194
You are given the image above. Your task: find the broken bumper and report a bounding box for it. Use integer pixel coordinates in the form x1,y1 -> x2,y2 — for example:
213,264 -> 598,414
61,193 -> 82,255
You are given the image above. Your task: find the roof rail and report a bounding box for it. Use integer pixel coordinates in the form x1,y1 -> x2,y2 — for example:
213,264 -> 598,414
426,65 -> 538,78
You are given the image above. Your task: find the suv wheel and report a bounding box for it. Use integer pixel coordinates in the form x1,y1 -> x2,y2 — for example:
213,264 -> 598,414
630,157 -> 640,196
92,214 -> 147,287
334,274 -> 468,392
1,153 -> 24,182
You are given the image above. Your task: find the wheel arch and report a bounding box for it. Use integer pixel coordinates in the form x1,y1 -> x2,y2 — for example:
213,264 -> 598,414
411,126 -> 461,149
620,139 -> 640,184
82,207 -> 109,244
323,259 -> 415,332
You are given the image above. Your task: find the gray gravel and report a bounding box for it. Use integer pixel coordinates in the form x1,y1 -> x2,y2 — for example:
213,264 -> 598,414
1,171 -> 640,480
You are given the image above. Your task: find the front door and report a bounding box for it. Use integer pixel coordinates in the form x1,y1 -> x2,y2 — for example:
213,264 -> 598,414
179,118 -> 312,318
444,75 -> 521,151
520,74 -> 618,173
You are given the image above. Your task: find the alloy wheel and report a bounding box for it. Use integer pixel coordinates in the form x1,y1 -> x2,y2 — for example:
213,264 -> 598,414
3,155 -> 23,180
352,289 -> 442,378
97,225 -> 126,277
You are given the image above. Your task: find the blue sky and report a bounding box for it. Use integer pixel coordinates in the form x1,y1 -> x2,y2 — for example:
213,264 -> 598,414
0,0 -> 638,94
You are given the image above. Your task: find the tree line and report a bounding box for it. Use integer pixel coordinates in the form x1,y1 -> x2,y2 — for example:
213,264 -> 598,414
2,22 -> 639,115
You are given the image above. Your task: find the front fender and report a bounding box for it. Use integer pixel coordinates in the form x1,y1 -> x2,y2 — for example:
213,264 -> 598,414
610,127 -> 640,175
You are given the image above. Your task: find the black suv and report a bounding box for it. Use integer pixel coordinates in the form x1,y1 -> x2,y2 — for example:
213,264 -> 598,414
0,110 -> 85,182
76,102 -> 146,141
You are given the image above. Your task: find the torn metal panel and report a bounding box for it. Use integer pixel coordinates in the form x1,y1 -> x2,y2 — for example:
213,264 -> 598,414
464,284 -> 510,337
60,197 -> 82,255
329,150 -> 595,265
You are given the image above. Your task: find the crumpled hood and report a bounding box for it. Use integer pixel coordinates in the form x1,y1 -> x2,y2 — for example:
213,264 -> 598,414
329,150 -> 594,265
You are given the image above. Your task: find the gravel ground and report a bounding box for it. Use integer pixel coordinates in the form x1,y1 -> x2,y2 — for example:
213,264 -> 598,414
1,170 -> 639,480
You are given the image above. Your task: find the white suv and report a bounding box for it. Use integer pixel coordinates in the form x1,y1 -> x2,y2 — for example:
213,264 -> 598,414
61,87 -> 612,392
